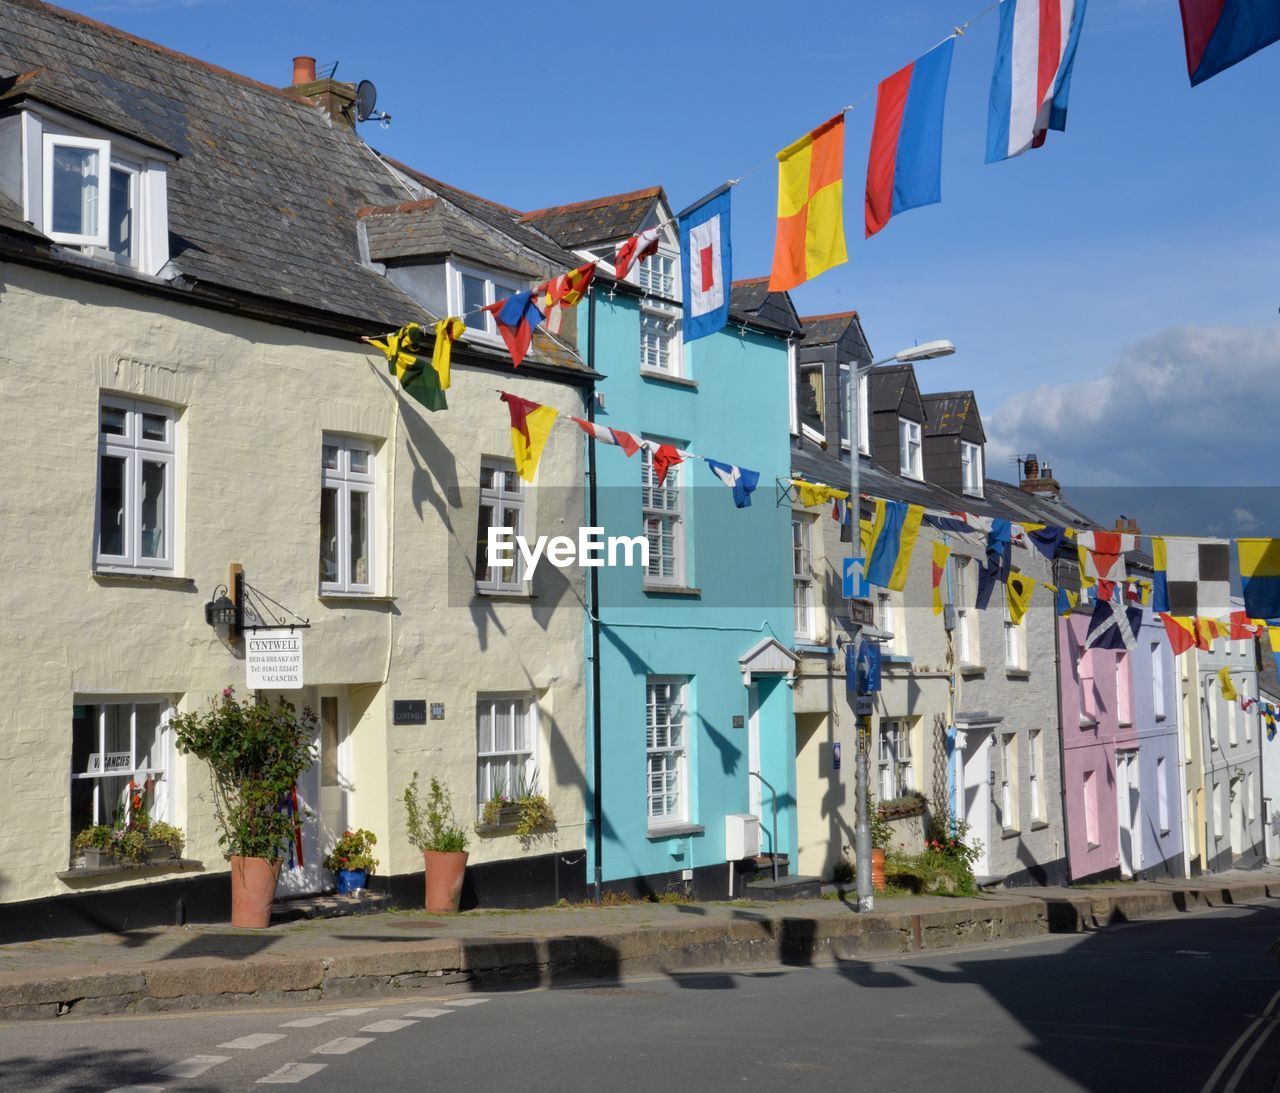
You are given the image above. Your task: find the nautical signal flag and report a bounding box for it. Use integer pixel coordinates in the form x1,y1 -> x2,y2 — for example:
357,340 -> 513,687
370,323 -> 447,413
645,441 -> 685,488
486,291 -> 544,368
1076,530 -> 1135,586
705,458 -> 760,509
1152,536 -> 1230,617
768,114 -> 848,292
986,0 -> 1089,163
614,228 -> 662,282
865,38 -> 955,238
539,263 -> 595,336
1057,586 -> 1079,616
1219,665 -> 1238,703
568,416 -> 640,456
976,518 -> 1013,610
432,317 -> 465,391
1238,539 -> 1280,621
1159,613 -> 1197,655
1269,627 -> 1280,680
865,501 -> 924,593
932,540 -> 951,616
1085,597 -> 1142,650
1178,0 -> 1280,85
1006,572 -> 1036,626
677,185 -> 732,342
500,392 -> 557,483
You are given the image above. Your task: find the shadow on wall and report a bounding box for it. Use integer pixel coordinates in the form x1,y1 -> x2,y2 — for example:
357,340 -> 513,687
0,1047 -> 221,1093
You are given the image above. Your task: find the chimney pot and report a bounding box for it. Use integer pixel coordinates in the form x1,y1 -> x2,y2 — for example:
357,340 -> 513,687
292,56 -> 316,86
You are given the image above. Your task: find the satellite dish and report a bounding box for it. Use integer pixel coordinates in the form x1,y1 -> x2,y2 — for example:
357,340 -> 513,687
355,80 -> 377,123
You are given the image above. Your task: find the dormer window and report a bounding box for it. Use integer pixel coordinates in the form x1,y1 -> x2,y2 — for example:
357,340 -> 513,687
899,418 -> 923,479
636,245 -> 682,378
836,368 -> 871,454
14,110 -> 171,275
449,261 -> 523,341
961,441 -> 984,497
637,251 -> 676,297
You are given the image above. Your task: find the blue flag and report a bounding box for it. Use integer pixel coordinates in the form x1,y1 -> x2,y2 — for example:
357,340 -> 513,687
677,185 -> 732,341
704,458 -> 759,508
976,518 -> 1012,610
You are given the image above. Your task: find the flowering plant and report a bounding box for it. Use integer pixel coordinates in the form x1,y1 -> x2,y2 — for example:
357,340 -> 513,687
322,828 -> 379,874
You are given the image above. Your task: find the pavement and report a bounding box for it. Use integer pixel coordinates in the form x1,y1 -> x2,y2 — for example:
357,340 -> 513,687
1,869 -> 1277,1023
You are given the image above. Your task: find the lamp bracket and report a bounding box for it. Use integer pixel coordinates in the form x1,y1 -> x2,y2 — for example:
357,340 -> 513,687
240,581 -> 311,633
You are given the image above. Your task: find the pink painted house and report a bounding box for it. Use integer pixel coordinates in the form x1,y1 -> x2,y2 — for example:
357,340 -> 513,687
1059,612 -> 1141,881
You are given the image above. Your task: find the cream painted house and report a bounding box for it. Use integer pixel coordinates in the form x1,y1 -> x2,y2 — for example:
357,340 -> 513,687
0,2 -> 594,932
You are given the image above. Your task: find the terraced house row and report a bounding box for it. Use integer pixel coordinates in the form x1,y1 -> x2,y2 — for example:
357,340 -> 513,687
0,0 -> 1270,936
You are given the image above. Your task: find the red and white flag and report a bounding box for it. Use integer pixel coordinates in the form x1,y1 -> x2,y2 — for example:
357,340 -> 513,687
614,227 -> 661,281
569,416 -> 640,457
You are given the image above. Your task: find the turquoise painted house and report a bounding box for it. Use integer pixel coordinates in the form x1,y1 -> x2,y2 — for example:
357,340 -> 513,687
524,188 -> 802,894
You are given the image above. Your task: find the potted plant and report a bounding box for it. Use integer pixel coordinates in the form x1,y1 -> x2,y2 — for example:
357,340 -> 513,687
323,828 -> 379,894
404,773 -> 468,912
172,687 -> 315,928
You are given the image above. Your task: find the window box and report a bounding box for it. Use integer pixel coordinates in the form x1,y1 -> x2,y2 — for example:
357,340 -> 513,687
877,793 -> 926,821
58,858 -> 203,884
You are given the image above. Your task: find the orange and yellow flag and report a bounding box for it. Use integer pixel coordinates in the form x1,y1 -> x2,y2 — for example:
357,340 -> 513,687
768,114 -> 848,292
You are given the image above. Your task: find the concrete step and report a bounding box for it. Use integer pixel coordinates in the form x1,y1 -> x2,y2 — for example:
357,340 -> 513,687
744,874 -> 823,901
271,889 -> 390,924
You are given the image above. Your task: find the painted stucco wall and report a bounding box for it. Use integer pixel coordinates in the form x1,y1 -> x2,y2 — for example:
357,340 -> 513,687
1132,609 -> 1185,878
585,291 -> 795,885
0,262 -> 587,907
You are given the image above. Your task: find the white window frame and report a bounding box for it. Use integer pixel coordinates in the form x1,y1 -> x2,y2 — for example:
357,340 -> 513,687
798,360 -> 826,443
43,132 -> 110,247
1003,588 -> 1024,670
70,698 -> 174,845
878,720 -> 914,801
961,441 -> 984,497
642,443 -> 685,588
859,373 -> 871,455
792,517 -> 815,642
1157,755 -> 1170,835
320,435 -> 376,596
954,557 -> 979,667
1227,689 -> 1239,747
448,260 -> 523,343
1152,642 -> 1166,721
476,694 -> 538,817
646,677 -> 689,828
475,458 -> 526,595
637,249 -> 678,298
1029,729 -> 1044,824
898,417 -> 923,480
1001,733 -> 1019,831
640,301 -> 683,377
95,395 -> 177,575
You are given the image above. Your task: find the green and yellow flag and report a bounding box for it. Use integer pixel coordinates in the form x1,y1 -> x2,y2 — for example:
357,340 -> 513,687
370,323 -> 447,412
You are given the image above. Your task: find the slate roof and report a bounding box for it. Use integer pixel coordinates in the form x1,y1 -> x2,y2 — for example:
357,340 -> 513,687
0,190 -> 41,238
0,0 -> 425,331
359,199 -> 543,277
520,187 -> 664,248
729,277 -> 803,337
922,391 -> 984,440
868,364 -> 923,415
800,311 -> 861,347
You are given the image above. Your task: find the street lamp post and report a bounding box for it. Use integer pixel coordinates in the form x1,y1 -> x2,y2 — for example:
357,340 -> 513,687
849,339 -> 955,913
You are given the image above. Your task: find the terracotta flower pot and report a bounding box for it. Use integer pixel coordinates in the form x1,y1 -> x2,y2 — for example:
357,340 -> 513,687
424,850 -> 468,913
871,848 -> 886,893
230,855 -> 283,928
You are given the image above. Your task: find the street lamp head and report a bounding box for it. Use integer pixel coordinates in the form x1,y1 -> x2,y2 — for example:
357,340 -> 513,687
894,339 -> 956,364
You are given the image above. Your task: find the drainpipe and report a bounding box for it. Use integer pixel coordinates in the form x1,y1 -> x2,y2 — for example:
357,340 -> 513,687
1051,557 -> 1076,884
586,286 -> 604,904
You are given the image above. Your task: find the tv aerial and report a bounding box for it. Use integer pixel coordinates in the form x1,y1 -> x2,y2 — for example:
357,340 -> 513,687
354,80 -> 392,128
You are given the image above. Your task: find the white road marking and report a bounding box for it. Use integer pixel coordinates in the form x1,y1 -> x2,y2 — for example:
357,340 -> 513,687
359,1018 -> 418,1033
158,1054 -> 230,1078
444,997 -> 490,1007
258,1062 -> 328,1084
281,1016 -> 337,1028
1225,1008 -> 1280,1093
312,1036 -> 376,1055
403,1007 -> 453,1018
326,1007 -> 378,1016
106,1087 -> 166,1092
219,1032 -> 287,1050
1200,987 -> 1280,1093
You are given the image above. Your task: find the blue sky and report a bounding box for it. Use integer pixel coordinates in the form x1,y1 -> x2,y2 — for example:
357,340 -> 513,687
69,0 -> 1280,496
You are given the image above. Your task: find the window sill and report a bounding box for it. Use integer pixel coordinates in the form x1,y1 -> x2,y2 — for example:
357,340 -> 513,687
644,585 -> 702,598
959,665 -> 986,679
1001,827 -> 1022,840
883,655 -> 913,665
1005,668 -> 1031,680
1119,721 -> 1133,729
57,858 -> 205,884
1086,842 -> 1100,851
474,588 -> 535,602
1030,821 -> 1050,832
646,823 -> 704,840
640,369 -> 698,390
1079,718 -> 1099,729
92,570 -> 193,589
317,592 -> 396,604
795,642 -> 834,655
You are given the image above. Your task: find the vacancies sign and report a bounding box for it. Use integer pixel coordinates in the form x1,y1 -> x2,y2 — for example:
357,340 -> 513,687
245,629 -> 305,690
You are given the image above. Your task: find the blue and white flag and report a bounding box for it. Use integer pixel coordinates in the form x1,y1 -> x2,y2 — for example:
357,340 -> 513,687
986,0 -> 1088,163
677,184 -> 732,341
705,458 -> 759,508
1084,597 -> 1142,650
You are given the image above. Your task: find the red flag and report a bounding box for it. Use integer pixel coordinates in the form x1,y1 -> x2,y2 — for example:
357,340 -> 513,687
615,228 -> 661,281
650,442 -> 684,487
540,263 -> 597,335
484,291 -> 544,367
569,416 -> 641,457
1160,613 -> 1197,656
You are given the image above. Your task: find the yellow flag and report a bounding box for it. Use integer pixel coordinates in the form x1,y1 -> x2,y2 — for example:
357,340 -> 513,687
793,480 -> 848,508
500,392 -> 557,483
432,317 -> 465,391
1219,665 -> 1237,703
861,497 -> 886,567
887,504 -> 925,593
1006,571 -> 1036,625
931,540 -> 951,616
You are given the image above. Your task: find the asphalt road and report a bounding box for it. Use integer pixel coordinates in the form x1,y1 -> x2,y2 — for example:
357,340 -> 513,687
2,902 -> 1280,1093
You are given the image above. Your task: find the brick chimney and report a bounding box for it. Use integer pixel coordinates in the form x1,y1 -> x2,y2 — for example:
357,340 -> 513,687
1019,451 -> 1061,497
287,56 -> 357,129
1113,515 -> 1140,535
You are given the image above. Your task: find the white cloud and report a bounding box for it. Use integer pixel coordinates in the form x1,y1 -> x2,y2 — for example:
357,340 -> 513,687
987,325 -> 1280,488
1234,507 -> 1260,530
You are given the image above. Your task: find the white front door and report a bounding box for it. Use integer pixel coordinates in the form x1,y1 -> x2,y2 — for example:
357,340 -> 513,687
961,731 -> 992,876
318,691 -> 351,848
747,685 -> 765,842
